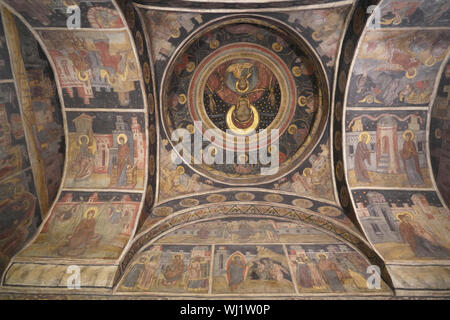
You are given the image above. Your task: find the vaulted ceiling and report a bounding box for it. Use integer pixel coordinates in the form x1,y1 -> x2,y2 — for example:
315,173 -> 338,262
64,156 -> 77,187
0,0 -> 448,299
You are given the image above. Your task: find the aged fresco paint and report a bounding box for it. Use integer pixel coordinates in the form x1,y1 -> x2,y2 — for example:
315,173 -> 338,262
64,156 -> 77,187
267,136 -> 335,201
353,190 -> 449,261
268,5 -> 351,81
0,83 -> 30,181
212,245 -> 295,294
38,30 -> 143,109
3,9 -> 65,214
162,19 -> 328,185
3,263 -> 117,288
345,110 -> 431,188
120,245 -> 212,293
340,0 -> 450,294
386,264 -> 450,291
158,136 -> 214,202
0,170 -> 41,272
154,218 -> 338,244
0,0 -> 150,292
287,243 -> 390,293
143,10 -> 204,67
3,0 -> 124,28
118,217 -> 390,296
0,13 -> 11,79
378,0 -> 450,28
65,111 -> 145,189
348,30 -> 449,107
19,191 -> 141,260
430,59 -> 450,206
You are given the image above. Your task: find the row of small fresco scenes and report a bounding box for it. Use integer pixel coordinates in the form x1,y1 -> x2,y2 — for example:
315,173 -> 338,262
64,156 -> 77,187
117,218 -> 390,295
343,0 -> 450,263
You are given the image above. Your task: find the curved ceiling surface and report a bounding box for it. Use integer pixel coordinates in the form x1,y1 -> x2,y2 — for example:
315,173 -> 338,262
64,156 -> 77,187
162,18 -> 329,185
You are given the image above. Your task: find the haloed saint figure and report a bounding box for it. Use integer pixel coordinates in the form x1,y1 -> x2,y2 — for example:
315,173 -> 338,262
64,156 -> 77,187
204,59 -> 281,136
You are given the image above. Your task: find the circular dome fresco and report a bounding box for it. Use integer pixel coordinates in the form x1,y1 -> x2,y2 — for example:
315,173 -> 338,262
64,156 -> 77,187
161,17 -> 329,185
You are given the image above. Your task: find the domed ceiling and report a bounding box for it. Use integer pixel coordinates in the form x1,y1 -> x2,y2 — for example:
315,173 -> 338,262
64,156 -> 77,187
162,18 -> 328,184
0,0 -> 448,299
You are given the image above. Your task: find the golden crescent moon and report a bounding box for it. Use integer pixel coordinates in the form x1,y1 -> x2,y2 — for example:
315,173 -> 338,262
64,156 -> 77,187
226,105 -> 260,136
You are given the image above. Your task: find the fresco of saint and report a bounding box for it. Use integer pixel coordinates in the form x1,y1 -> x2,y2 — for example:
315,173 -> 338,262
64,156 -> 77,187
354,132 -> 371,183
226,254 -> 246,291
71,135 -> 95,182
57,208 -> 102,257
400,130 -> 424,186
397,213 -> 449,259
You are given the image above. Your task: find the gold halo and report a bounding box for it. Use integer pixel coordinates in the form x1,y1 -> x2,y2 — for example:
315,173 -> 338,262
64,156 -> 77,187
316,253 -> 328,259
235,79 -> 250,94
402,130 -> 415,141
186,61 -> 196,72
170,28 -> 181,39
208,146 -> 218,157
238,154 -> 248,163
209,39 -> 219,49
117,134 -> 128,144
435,128 -> 441,139
288,124 -> 298,135
268,145 -> 278,154
78,134 -> 90,145
178,93 -> 187,105
292,66 -> 302,77
186,124 -> 195,134
298,96 -> 308,106
226,105 -> 260,136
406,67 -> 416,79
359,132 -> 371,143
84,207 -> 99,219
396,211 -> 414,221
312,31 -> 322,41
177,166 -> 185,175
272,42 -> 283,52
303,168 -> 312,177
